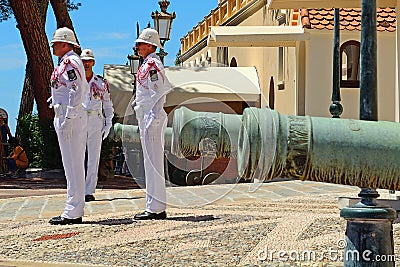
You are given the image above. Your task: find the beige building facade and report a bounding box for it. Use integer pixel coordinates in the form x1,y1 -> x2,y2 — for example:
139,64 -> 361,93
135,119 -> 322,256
179,0 -> 399,121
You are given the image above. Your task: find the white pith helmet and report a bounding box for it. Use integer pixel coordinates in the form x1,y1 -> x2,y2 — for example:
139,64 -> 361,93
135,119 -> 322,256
50,27 -> 80,48
135,28 -> 163,49
80,48 -> 95,61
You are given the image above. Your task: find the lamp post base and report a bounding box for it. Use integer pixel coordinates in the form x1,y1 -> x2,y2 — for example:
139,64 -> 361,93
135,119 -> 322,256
340,202 -> 396,266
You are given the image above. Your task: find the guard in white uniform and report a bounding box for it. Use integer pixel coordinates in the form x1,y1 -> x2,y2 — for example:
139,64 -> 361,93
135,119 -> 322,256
80,48 -> 114,202
132,28 -> 171,220
48,27 -> 88,225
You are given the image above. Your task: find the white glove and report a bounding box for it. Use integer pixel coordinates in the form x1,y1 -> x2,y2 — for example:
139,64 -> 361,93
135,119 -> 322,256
145,111 -> 156,129
102,123 -> 112,140
47,96 -> 53,108
60,118 -> 73,141
134,105 -> 144,121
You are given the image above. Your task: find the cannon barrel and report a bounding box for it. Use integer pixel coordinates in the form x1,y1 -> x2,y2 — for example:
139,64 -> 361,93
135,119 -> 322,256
238,107 -> 400,190
110,123 -> 173,150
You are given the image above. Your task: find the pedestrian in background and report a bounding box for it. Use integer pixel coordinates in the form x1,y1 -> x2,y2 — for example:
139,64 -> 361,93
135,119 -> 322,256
81,48 -> 114,202
3,137 -> 28,177
132,28 -> 171,220
48,27 -> 88,225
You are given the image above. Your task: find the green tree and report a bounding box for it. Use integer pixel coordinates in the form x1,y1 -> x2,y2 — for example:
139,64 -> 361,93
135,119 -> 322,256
175,49 -> 182,66
1,0 -> 81,169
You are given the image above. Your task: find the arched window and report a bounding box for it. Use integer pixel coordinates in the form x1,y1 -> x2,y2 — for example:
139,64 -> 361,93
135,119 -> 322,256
340,40 -> 360,88
230,57 -> 237,67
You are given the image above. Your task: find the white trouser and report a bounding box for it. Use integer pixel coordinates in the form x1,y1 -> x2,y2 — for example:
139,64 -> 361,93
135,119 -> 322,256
54,107 -> 87,219
138,111 -> 167,214
85,111 -> 103,195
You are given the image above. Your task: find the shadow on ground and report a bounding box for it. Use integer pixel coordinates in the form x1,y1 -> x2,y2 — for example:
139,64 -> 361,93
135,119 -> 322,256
0,174 -> 140,190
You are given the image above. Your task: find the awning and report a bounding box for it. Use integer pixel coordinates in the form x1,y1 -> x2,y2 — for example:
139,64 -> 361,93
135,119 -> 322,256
103,65 -> 261,117
207,26 -> 309,47
103,64 -> 135,117
267,0 -> 396,9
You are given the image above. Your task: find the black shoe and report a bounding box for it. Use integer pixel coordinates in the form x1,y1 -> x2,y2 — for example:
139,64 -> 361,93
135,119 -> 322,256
49,216 -> 82,225
85,195 -> 95,202
134,211 -> 167,220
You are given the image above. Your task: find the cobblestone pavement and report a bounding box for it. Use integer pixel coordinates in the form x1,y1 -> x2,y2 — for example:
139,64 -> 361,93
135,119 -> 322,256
0,180 -> 399,267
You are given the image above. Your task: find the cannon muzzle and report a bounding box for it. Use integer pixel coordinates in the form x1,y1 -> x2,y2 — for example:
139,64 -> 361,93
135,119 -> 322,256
171,106 -> 242,159
110,123 -> 173,150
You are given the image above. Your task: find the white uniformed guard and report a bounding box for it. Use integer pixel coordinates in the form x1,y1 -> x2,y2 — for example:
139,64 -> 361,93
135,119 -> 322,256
132,28 -> 171,220
48,27 -> 89,225
80,48 -> 114,202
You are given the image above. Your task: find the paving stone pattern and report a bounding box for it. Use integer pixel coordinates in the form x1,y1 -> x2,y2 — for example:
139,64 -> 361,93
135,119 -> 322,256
0,181 -> 399,266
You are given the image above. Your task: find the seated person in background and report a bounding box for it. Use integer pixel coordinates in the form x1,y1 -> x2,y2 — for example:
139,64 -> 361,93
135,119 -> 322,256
3,137 -> 28,175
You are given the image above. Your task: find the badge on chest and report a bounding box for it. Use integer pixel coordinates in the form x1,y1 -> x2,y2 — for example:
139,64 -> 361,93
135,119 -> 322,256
50,78 -> 58,89
149,70 -> 158,82
67,69 -> 77,81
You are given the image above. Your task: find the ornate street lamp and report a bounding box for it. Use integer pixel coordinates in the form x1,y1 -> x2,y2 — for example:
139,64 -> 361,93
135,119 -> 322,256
151,0 -> 176,63
127,53 -> 141,76
128,22 -> 143,91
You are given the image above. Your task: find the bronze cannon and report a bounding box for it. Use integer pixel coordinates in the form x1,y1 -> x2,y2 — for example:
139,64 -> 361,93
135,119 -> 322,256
170,106 -> 400,189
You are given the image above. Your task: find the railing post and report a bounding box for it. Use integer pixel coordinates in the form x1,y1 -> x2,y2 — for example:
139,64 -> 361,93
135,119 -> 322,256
330,8 -> 343,118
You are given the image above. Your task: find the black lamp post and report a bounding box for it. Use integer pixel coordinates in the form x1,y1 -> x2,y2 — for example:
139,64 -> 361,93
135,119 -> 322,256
340,1 -> 396,265
127,53 -> 141,77
151,0 -> 176,64
330,8 -> 343,118
127,49 -> 141,92
127,22 -> 143,91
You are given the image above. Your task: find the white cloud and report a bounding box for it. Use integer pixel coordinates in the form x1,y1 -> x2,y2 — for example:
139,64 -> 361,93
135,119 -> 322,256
0,59 -> 26,70
0,43 -> 26,70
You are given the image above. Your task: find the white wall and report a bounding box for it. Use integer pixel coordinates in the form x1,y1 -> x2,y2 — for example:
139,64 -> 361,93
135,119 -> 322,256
305,30 -> 396,121
396,4 -> 400,122
377,33 -> 396,121
305,31 -> 338,118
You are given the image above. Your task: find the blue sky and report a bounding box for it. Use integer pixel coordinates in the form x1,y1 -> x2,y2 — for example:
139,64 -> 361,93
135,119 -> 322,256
0,1 -> 217,134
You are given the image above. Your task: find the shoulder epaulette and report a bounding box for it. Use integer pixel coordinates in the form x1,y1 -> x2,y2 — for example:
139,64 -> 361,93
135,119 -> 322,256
63,57 -> 71,64
147,58 -> 155,65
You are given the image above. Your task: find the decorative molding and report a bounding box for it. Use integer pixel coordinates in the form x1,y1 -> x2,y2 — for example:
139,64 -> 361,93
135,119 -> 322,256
180,0 -> 268,62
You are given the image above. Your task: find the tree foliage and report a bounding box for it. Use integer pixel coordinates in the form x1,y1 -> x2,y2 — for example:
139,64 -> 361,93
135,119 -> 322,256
175,49 -> 182,66
0,0 -> 81,22
0,0 -> 12,22
17,113 -> 62,168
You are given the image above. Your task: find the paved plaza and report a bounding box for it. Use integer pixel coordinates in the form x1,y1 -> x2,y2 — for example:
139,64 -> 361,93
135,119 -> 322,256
0,179 -> 400,266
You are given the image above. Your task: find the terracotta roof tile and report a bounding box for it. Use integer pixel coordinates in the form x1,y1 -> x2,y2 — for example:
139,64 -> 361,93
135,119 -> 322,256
341,20 -> 349,26
303,8 -> 396,32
